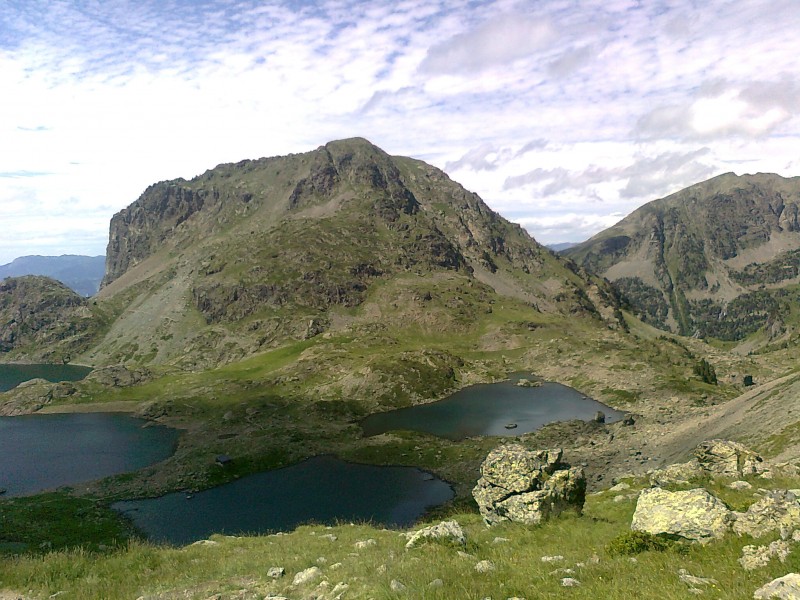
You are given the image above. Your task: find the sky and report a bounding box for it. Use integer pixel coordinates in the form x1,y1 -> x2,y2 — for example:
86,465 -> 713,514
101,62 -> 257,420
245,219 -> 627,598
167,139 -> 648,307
2,0 -> 799,264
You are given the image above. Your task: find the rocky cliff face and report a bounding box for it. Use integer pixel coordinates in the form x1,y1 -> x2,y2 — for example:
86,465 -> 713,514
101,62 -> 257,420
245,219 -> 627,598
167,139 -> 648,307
90,138 -> 622,367
0,276 -> 99,362
566,173 -> 800,341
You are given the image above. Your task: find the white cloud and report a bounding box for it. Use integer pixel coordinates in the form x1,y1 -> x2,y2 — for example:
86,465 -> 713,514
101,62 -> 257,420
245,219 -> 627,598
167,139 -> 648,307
419,12 -> 556,75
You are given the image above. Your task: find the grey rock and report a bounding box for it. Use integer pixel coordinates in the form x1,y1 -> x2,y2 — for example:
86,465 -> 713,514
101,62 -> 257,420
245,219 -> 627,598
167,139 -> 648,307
561,578 -> 581,587
292,566 -> 323,586
390,579 -> 407,592
753,573 -> 800,599
729,480 -> 754,490
694,439 -> 765,478
733,491 -> 800,538
473,444 -> 585,526
267,567 -> 285,579
475,560 -> 496,573
740,541 -> 792,571
678,568 -> 718,586
405,520 -> 466,549
631,487 -> 733,543
649,459 -> 704,486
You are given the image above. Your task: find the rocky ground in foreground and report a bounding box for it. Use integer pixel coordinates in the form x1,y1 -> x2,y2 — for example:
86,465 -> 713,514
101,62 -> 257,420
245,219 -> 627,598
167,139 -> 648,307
3,440 -> 800,599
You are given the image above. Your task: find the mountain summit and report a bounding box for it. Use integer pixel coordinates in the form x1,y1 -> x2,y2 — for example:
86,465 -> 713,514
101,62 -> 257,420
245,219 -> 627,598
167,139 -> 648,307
566,172 -> 800,342
40,138 -> 621,368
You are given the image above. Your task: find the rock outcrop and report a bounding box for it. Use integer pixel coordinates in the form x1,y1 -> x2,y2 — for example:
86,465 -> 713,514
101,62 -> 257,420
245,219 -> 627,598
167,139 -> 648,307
650,439 -> 766,485
733,491 -> 800,538
472,444 -> 586,526
631,487 -> 733,543
694,439 -> 766,478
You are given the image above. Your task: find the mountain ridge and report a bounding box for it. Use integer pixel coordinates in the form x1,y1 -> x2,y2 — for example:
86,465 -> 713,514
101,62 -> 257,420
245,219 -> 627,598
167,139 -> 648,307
565,172 -> 800,342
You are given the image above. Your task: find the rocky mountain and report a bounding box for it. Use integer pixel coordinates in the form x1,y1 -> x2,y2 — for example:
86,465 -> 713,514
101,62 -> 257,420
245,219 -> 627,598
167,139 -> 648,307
565,173 -> 800,343
0,255 -> 106,297
81,138 -> 622,369
0,276 -> 100,362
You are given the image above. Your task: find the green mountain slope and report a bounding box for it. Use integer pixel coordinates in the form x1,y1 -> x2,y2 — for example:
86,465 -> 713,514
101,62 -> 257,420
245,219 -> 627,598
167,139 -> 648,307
83,138 -> 623,369
565,173 -> 800,343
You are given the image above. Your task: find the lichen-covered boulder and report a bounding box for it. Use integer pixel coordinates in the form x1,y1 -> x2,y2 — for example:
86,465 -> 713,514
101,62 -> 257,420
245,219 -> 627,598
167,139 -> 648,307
405,520 -> 466,550
694,439 -> 765,478
753,573 -> 800,599
649,459 -> 704,486
733,490 -> 800,538
631,487 -> 733,543
472,444 -> 585,526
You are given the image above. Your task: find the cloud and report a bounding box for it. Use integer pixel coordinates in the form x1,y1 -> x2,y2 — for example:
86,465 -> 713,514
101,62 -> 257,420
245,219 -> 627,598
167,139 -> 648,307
515,212 -> 625,245
503,148 -> 716,201
636,78 -> 800,140
445,143 -> 515,172
0,171 -> 52,178
2,0 -> 800,261
419,13 -> 555,75
547,45 -> 596,78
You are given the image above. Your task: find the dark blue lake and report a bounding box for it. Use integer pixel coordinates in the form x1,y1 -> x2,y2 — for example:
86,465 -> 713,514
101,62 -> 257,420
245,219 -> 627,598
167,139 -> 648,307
113,455 -> 454,545
0,413 -> 178,497
361,376 -> 623,440
0,363 -> 92,392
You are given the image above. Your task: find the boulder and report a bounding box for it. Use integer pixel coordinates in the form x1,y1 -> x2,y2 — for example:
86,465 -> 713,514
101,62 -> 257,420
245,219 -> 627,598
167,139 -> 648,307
693,439 -> 765,478
472,444 -> 585,526
631,487 -> 733,543
405,520 -> 466,550
740,541 -> 792,571
733,490 -> 800,538
753,573 -> 800,599
649,459 -> 704,486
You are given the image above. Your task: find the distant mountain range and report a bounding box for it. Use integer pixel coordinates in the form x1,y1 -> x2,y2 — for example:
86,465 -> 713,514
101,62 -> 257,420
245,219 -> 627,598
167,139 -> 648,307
547,242 -> 577,252
0,255 -> 105,297
565,172 -> 800,345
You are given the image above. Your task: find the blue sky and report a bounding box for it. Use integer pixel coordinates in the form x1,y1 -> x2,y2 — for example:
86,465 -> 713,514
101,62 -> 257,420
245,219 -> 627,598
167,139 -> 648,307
2,0 -> 799,264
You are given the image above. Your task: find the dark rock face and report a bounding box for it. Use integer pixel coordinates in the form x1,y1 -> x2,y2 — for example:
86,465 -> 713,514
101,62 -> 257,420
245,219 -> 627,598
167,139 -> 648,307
0,276 -> 98,361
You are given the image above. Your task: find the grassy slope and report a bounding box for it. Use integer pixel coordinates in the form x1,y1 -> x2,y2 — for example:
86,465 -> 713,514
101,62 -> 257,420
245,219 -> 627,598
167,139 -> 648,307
3,473 -> 800,599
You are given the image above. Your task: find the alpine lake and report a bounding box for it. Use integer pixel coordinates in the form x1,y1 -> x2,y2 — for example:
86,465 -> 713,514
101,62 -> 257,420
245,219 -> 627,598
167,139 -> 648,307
1,367 -> 620,545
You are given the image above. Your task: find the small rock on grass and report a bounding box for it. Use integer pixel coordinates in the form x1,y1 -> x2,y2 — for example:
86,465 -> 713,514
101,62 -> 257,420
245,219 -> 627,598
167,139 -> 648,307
292,566 -> 323,586
541,555 -> 564,563
678,569 -> 718,587
390,579 -> 407,592
267,567 -> 285,579
475,560 -> 496,573
729,481 -> 753,490
405,520 -> 466,549
561,578 -> 581,587
354,539 -> 376,549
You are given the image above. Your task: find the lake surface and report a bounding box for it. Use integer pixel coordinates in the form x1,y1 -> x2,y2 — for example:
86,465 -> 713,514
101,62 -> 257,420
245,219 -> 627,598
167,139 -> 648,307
0,413 -> 178,497
0,363 -> 92,392
361,375 -> 624,440
113,455 -> 454,545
